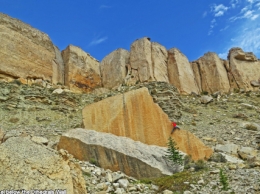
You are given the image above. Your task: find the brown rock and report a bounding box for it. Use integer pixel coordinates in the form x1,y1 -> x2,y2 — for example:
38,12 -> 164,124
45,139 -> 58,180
228,47 -> 260,91
0,137 -> 87,193
192,52 -> 230,93
0,13 -> 63,84
167,48 -> 199,94
58,128 -> 183,179
82,87 -> 213,160
127,37 -> 154,84
151,42 -> 169,82
100,48 -> 129,89
62,45 -> 101,93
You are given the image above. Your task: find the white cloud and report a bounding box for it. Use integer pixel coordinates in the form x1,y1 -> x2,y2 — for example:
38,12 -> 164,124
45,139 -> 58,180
203,11 -> 207,18
230,0 -> 239,8
211,4 -> 229,17
88,37 -> 107,46
251,14 -> 259,20
220,25 -> 229,31
208,19 -> 217,35
215,11 -> 224,17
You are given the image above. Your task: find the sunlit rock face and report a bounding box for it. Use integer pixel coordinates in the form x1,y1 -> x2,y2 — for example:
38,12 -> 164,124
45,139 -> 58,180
82,87 -> 213,161
62,45 -> 101,93
168,48 -> 199,95
0,13 -> 63,85
191,52 -> 230,94
228,47 -> 260,91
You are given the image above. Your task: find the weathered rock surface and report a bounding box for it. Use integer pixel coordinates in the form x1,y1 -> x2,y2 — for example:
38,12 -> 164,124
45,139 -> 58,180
167,48 -> 199,94
228,47 -> 260,91
100,49 -> 129,89
82,87 -> 212,160
192,52 -> 230,93
127,37 -> 154,84
0,13 -> 63,84
62,45 -> 101,93
0,136 -> 87,193
58,128 -> 183,179
151,42 -> 169,82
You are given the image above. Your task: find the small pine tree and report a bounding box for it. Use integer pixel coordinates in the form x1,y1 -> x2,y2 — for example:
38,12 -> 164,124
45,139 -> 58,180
219,168 -> 229,191
165,136 -> 183,165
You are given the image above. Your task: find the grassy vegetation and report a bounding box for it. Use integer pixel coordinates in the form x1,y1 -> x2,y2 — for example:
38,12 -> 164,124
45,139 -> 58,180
140,170 -> 206,193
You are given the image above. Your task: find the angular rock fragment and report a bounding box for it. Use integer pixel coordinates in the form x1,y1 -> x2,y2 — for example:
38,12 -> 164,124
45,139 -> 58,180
0,137 -> 87,193
58,128 -> 183,179
82,87 -> 213,160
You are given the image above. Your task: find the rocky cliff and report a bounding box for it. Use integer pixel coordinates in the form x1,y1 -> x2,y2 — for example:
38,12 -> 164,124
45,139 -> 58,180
1,13 -> 260,94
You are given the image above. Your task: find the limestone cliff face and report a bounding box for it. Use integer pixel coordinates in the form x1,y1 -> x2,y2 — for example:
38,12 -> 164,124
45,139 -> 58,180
228,47 -> 260,91
167,48 -> 199,95
82,87 -> 213,161
192,52 -> 230,93
0,13 -> 63,84
62,45 -> 101,93
100,48 -> 129,89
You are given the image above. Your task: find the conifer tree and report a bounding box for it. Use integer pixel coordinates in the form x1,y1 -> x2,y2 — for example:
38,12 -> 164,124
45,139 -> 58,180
165,136 -> 183,165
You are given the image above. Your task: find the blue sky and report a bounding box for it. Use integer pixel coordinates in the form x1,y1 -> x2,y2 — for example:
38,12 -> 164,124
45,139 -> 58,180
1,0 -> 260,61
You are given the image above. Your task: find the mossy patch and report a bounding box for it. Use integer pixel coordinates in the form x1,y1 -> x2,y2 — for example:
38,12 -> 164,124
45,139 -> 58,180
140,170 -> 205,192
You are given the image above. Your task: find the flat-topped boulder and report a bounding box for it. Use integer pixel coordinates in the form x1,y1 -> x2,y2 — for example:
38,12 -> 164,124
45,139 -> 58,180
192,52 -> 230,93
82,87 -> 213,160
58,128 -> 183,179
167,48 -> 199,94
0,136 -> 86,193
0,13 -> 63,84
62,45 -> 101,93
228,47 -> 260,91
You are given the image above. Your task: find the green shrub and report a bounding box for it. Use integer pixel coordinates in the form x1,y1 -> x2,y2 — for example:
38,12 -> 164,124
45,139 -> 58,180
194,159 -> 207,171
165,137 -> 183,166
219,168 -> 230,191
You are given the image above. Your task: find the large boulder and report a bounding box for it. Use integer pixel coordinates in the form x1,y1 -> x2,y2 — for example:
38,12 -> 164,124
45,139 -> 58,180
191,52 -> 230,93
0,13 -> 64,84
0,136 -> 87,193
228,47 -> 260,91
167,48 -> 199,94
58,128 -> 183,179
62,45 -> 101,93
82,87 -> 213,161
100,48 -> 129,89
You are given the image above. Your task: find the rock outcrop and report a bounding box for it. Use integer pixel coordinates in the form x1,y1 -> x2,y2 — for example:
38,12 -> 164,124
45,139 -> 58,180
100,49 -> 129,89
125,37 -> 169,85
0,13 -> 63,85
0,136 -> 87,193
167,48 -> 199,94
62,45 -> 101,93
151,42 -> 169,82
127,37 -> 154,84
82,87 -> 213,160
58,128 -> 183,179
192,52 -> 230,93
228,48 -> 260,91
